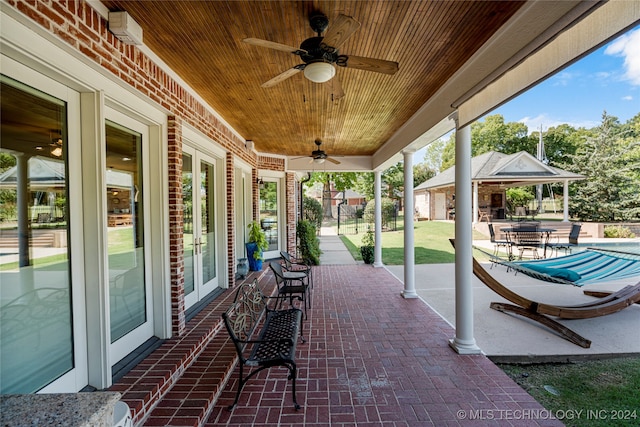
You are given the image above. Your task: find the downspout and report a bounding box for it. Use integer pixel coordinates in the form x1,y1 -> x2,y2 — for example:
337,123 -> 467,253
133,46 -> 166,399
300,173 -> 312,221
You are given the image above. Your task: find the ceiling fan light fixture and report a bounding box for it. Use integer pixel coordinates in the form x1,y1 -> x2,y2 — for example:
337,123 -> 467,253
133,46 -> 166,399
313,157 -> 326,164
304,62 -> 335,83
51,146 -> 63,157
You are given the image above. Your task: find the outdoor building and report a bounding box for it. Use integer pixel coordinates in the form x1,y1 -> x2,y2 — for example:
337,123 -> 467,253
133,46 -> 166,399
414,151 -> 585,223
0,1 -> 635,425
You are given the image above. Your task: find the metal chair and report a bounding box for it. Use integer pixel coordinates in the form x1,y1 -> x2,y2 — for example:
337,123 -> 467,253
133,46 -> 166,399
546,223 -> 581,257
280,250 -> 313,289
509,222 -> 543,259
488,223 -> 512,261
269,262 -> 309,318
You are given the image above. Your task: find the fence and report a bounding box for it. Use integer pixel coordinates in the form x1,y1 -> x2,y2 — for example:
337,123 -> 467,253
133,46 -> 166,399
336,203 -> 399,235
336,203 -> 365,235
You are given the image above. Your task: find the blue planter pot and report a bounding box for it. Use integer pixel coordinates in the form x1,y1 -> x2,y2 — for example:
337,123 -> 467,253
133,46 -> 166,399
245,242 -> 263,271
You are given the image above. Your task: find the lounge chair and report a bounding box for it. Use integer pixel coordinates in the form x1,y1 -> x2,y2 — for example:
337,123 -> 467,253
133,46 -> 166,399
454,240 -> 640,347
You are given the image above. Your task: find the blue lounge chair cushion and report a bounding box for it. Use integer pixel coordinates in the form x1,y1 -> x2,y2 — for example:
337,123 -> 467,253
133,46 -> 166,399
519,263 -> 582,282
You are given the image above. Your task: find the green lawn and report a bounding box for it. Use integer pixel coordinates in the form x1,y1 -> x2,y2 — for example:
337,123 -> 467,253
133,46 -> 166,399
499,358 -> 640,427
339,220 -> 488,264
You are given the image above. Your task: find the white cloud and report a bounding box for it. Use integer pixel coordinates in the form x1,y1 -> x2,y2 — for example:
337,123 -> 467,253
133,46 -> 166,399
518,113 -> 598,133
605,28 -> 640,86
622,95 -> 633,102
550,71 -> 576,86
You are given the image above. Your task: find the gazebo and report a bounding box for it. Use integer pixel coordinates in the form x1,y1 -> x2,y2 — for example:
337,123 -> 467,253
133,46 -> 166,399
414,151 -> 585,222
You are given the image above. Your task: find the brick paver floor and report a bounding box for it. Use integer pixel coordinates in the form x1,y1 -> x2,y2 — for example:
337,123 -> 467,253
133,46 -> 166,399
206,265 -> 562,426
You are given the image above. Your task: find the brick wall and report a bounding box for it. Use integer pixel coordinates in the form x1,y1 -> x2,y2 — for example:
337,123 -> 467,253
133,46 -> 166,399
286,172 -> 298,256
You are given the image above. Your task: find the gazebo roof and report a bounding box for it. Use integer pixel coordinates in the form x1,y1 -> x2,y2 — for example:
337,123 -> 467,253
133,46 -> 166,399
415,151 -> 585,190
0,156 -> 133,189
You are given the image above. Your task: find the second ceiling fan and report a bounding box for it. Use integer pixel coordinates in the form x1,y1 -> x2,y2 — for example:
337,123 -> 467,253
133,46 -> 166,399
243,12 -> 399,98
292,139 -> 341,164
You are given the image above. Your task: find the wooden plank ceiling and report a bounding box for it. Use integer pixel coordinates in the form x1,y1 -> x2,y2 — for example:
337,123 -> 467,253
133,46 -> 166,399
101,1 -> 524,159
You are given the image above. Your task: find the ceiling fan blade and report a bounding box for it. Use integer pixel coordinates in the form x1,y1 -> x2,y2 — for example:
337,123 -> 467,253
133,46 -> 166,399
326,157 -> 341,165
261,67 -> 302,88
341,55 -> 399,75
243,38 -> 307,55
326,76 -> 345,100
321,14 -> 361,50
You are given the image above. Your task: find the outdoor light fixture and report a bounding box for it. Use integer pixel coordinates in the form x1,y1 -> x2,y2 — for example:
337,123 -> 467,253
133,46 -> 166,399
304,62 -> 335,83
257,177 -> 265,189
313,157 -> 325,164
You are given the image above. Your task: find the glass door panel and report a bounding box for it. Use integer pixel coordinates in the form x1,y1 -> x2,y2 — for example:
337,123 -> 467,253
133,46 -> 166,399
182,149 -> 219,310
200,159 -> 217,287
105,121 -> 146,342
259,180 -> 280,259
0,76 -> 74,393
182,153 -> 195,298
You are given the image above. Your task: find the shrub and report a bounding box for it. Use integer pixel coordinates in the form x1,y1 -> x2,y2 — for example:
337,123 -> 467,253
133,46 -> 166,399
360,227 -> 375,264
297,220 -> 321,265
303,196 -> 323,230
363,198 -> 397,229
506,187 -> 534,211
603,225 -> 636,238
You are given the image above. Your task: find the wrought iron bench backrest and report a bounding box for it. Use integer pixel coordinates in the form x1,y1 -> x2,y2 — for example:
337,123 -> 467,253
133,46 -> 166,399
222,280 -> 267,358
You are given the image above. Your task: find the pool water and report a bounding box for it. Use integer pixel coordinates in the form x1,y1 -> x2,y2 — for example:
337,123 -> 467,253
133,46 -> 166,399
575,240 -> 640,255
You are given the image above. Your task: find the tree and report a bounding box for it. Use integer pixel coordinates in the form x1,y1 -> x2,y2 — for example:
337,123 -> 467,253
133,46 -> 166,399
470,114 -> 529,155
413,162 -> 436,188
423,138 -> 447,173
306,172 -> 358,218
382,163 -> 404,199
567,112 -> 640,221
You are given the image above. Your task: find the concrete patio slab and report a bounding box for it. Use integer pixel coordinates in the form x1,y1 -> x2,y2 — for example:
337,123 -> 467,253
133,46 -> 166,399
385,262 -> 640,360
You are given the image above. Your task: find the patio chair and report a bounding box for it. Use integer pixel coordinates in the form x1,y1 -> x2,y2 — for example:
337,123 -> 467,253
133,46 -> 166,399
511,225 -> 544,260
280,250 -> 313,289
269,262 -> 310,319
487,223 -> 512,261
545,223 -> 581,257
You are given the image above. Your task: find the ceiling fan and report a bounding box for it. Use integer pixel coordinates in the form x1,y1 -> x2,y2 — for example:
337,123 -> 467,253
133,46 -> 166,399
292,139 -> 341,165
243,12 -> 399,98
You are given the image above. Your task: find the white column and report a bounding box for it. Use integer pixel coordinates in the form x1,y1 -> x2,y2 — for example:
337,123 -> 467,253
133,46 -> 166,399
563,180 -> 569,222
472,181 -> 479,223
373,170 -> 383,267
450,117 -> 481,354
402,150 -> 417,298
16,153 -> 31,268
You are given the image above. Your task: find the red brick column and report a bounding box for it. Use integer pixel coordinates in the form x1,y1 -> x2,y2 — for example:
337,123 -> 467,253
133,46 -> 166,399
167,117 -> 186,336
285,172 -> 298,257
226,153 -> 236,287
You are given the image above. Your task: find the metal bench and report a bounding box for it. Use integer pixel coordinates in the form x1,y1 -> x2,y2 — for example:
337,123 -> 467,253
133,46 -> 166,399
222,279 -> 304,410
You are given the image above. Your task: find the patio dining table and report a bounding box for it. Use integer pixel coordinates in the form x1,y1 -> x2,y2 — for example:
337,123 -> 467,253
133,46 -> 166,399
501,227 -> 557,259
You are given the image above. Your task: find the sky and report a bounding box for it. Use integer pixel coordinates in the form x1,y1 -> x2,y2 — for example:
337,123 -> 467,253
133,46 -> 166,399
414,24 -> 640,162
492,25 -> 640,132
